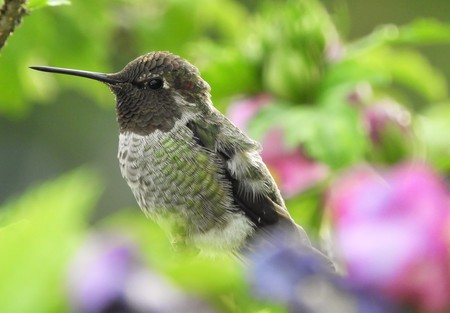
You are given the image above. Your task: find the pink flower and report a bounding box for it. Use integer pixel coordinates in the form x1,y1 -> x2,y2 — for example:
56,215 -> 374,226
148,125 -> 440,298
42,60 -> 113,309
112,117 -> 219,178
227,93 -> 273,130
325,39 -> 345,63
261,129 -> 328,198
327,163 -> 450,312
228,95 -> 328,197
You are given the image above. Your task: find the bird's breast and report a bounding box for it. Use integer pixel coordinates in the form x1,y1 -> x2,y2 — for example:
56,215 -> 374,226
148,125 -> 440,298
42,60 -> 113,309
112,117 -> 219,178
118,124 -> 230,225
117,122 -> 255,252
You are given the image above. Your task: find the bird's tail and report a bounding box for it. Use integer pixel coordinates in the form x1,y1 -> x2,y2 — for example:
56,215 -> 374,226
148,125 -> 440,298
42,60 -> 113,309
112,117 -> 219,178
242,218 -> 336,271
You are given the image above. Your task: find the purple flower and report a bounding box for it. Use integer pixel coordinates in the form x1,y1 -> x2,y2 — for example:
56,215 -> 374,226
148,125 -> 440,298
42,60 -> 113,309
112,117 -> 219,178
246,230 -> 402,313
228,95 -> 328,197
67,234 -> 136,313
327,163 -> 450,312
67,233 -> 215,313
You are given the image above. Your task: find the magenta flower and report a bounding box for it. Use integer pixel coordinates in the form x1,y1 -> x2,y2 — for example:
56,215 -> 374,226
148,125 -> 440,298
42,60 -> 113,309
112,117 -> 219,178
327,163 -> 450,312
228,95 -> 328,197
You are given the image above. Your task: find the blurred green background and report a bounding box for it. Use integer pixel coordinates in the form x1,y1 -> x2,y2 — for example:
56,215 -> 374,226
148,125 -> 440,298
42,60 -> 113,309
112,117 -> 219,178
0,0 -> 449,312
1,0 -> 449,215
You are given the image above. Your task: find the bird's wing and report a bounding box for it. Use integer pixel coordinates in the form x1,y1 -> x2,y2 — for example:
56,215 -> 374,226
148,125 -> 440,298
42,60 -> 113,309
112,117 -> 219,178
187,110 -> 339,267
187,110 -> 297,229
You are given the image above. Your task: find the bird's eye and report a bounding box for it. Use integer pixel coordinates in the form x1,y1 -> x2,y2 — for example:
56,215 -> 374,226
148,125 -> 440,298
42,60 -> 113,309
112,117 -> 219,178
148,78 -> 164,90
134,77 -> 164,90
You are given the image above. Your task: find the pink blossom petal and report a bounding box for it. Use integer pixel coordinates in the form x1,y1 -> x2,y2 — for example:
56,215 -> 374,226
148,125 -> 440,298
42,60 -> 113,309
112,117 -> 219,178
262,128 -> 328,197
337,220 -> 424,285
328,163 -> 450,312
227,93 -> 272,130
260,128 -> 285,160
265,151 -> 328,198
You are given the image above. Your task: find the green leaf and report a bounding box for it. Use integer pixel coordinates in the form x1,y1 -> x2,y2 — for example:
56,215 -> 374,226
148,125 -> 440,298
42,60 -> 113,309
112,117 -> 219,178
317,20 -> 450,105
347,19 -> 450,55
396,19 -> 450,45
192,42 -> 261,111
286,186 -> 327,236
356,47 -> 447,102
248,102 -> 367,169
255,0 -> 335,103
367,122 -> 413,165
323,46 -> 447,104
100,210 -> 286,313
257,0 -> 334,53
263,47 -> 322,103
319,58 -> 390,100
0,168 -> 102,313
0,0 -> 114,118
416,103 -> 450,171
28,0 -> 70,11
305,106 -> 367,168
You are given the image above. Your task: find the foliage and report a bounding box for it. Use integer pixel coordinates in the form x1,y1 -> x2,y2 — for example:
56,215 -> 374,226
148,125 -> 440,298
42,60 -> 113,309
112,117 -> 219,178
1,0 -> 450,312
27,0 -> 71,11
0,168 -> 101,313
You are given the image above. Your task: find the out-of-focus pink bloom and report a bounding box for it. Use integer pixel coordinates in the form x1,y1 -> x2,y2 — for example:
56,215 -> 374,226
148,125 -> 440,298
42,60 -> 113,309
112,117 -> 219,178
228,95 -> 328,197
261,129 -> 328,198
363,100 -> 411,144
327,163 -> 450,312
346,83 -> 373,107
227,93 -> 273,130
326,39 -> 345,63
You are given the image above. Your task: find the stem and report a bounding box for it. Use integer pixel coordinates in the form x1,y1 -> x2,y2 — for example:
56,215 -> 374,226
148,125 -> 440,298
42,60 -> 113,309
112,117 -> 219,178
0,0 -> 28,52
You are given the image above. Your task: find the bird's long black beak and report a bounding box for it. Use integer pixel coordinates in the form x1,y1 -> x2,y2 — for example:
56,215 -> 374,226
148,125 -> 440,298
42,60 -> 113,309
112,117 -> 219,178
30,66 -> 122,85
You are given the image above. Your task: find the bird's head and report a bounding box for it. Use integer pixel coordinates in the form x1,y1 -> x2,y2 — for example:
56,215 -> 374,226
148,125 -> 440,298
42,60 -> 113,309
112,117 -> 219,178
31,51 -> 211,135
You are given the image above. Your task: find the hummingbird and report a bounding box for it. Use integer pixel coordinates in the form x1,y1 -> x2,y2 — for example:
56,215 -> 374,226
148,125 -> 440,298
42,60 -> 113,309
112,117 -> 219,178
31,51 -> 315,255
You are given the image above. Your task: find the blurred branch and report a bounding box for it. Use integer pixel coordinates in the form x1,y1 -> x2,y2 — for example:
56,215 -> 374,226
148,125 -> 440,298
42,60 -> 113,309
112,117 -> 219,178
0,0 -> 28,51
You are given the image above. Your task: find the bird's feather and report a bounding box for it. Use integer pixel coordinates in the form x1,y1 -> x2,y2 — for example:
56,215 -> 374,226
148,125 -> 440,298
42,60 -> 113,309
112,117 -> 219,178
187,109 -> 297,229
